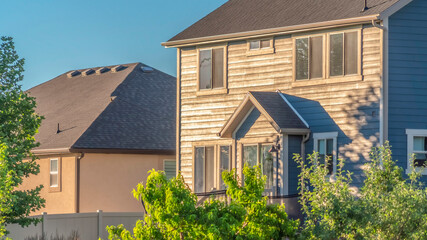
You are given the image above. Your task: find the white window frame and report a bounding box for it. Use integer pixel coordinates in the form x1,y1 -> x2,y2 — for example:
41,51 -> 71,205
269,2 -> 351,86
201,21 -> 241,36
313,132 -> 338,176
406,129 -> 427,175
50,158 -> 59,188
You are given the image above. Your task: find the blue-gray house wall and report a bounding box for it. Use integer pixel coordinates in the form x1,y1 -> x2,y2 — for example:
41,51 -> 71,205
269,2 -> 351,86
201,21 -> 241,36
388,0 -> 427,172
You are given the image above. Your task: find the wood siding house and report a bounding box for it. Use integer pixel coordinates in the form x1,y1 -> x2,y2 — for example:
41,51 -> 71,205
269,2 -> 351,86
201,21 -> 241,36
163,0 -> 423,216
21,63 -> 176,214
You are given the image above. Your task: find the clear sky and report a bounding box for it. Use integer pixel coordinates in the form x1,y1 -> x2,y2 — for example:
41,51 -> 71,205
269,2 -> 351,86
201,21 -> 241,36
0,0 -> 227,90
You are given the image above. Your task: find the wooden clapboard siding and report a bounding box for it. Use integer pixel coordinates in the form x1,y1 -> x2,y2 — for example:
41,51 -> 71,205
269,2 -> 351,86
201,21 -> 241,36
178,25 -> 382,187
388,0 -> 427,171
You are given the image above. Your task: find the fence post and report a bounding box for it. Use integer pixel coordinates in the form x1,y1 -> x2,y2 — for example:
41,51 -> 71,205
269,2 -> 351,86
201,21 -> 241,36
42,212 -> 47,235
97,210 -> 103,239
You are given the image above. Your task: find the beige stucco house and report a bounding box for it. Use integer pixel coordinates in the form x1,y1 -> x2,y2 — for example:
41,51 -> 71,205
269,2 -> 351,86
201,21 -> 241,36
21,62 -> 176,214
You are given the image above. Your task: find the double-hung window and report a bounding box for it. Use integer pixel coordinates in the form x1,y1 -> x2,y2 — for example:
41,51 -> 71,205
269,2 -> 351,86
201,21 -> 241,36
406,129 -> 427,174
313,132 -> 338,175
329,32 -> 359,77
194,145 -> 231,193
295,36 -> 324,80
50,158 -> 59,188
198,48 -> 225,90
243,144 -> 274,190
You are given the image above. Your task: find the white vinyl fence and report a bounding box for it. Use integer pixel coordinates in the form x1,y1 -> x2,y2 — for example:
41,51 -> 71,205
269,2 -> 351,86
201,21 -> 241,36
7,211 -> 144,240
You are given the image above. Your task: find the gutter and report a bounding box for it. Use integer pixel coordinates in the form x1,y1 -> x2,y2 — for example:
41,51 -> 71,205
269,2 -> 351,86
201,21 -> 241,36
162,15 -> 379,48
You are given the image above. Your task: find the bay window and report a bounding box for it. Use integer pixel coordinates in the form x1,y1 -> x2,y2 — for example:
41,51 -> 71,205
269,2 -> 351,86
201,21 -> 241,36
243,144 -> 274,190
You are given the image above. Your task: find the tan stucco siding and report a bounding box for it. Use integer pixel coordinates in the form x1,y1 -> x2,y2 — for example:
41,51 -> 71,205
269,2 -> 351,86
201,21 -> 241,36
79,153 -> 175,213
20,155 -> 77,215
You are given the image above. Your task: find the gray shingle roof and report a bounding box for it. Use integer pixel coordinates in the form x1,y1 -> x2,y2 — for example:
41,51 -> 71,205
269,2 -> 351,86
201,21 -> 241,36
250,91 -> 308,130
28,63 -> 176,153
168,0 -> 400,43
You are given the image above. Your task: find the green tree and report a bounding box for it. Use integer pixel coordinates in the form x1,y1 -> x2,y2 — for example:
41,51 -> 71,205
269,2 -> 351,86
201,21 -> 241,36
107,165 -> 298,240
0,36 -> 45,237
296,142 -> 427,239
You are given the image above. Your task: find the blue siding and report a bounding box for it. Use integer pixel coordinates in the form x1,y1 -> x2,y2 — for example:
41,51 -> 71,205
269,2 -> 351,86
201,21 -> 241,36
388,0 -> 427,171
235,109 -> 261,140
288,135 -> 302,195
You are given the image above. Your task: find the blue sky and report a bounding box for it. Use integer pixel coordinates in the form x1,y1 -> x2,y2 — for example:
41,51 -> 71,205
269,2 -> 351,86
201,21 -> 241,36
0,0 -> 227,90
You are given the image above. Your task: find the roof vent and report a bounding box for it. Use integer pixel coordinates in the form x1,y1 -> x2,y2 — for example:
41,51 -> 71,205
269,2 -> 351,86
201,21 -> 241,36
67,70 -> 80,78
141,66 -> 154,73
111,65 -> 126,73
362,0 -> 368,11
82,69 -> 95,76
96,67 -> 110,75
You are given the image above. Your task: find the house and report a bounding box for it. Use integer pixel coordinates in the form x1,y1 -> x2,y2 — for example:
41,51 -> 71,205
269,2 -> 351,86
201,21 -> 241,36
162,0 -> 425,216
21,62 -> 176,214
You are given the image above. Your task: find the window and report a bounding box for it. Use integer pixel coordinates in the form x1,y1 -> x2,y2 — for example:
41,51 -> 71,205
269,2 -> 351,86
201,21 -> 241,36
330,32 -> 358,77
194,145 -> 231,193
313,132 -> 338,175
164,160 -> 176,180
198,48 -> 224,90
249,39 -> 271,50
243,144 -> 274,189
295,36 -> 324,80
406,129 -> 427,174
50,158 -> 59,187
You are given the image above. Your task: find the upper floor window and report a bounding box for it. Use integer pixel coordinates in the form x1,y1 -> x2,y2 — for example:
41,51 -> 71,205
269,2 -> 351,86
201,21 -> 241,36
249,39 -> 271,50
295,36 -> 324,80
313,132 -> 338,176
330,32 -> 358,77
406,129 -> 427,175
198,48 -> 225,90
194,145 -> 231,193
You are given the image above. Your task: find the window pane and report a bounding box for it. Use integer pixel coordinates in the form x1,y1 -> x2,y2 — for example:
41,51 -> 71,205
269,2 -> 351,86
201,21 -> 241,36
326,139 -> 334,175
414,137 -> 426,151
219,146 -> 230,190
164,160 -> 176,180
50,173 -> 58,187
345,32 -> 358,75
194,147 -> 205,193
51,159 -> 58,172
212,48 -> 224,89
261,145 -> 274,189
261,40 -> 271,48
310,36 -> 323,79
250,41 -> 260,49
296,38 -> 309,80
318,139 -> 326,155
205,147 -> 215,192
243,145 -> 258,167
199,50 -> 212,90
330,34 -> 344,76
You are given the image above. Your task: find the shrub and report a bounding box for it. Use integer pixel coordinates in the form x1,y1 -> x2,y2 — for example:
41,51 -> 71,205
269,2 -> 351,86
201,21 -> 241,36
106,165 -> 298,240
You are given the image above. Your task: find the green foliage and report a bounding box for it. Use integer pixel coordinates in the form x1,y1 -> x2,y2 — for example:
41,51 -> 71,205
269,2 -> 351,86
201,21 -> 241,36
107,165 -> 298,240
296,142 -> 427,239
0,36 -> 45,237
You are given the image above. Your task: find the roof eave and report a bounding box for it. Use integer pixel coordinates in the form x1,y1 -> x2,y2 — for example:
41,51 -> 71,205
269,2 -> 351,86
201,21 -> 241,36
32,148 -> 72,156
378,0 -> 413,19
69,148 -> 176,155
162,15 -> 379,48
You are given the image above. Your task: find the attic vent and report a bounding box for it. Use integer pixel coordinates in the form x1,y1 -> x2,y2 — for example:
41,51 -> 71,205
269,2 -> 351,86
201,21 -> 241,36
111,65 -> 126,73
82,69 -> 95,76
67,70 -> 80,78
96,67 -> 110,75
141,67 -> 153,73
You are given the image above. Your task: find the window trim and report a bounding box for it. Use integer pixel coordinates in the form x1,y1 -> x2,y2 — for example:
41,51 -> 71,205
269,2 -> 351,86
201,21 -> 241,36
246,38 -> 275,56
406,129 -> 427,175
192,144 -> 232,193
313,132 -> 338,176
196,45 -> 228,96
293,34 -> 326,81
292,28 -> 362,83
49,158 -> 61,192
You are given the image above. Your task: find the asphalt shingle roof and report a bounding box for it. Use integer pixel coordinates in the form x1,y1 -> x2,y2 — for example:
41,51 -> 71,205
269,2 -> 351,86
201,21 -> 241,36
168,0 -> 400,42
28,63 -> 176,153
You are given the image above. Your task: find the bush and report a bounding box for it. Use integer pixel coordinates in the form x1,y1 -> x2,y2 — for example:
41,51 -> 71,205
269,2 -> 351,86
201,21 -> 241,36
296,142 -> 427,239
106,165 -> 298,240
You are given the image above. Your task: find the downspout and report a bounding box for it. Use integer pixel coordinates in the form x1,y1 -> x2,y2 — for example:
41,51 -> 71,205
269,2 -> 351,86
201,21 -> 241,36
76,152 -> 85,213
301,133 -> 310,161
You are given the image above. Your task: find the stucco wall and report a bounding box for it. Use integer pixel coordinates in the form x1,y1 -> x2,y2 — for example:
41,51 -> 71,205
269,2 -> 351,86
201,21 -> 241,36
79,153 -> 175,213
20,154 -> 78,215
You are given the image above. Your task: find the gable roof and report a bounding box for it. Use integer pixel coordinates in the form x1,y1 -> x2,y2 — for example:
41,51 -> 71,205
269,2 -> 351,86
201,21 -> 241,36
28,63 -> 176,154
164,0 -> 409,47
219,91 -> 309,138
